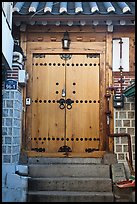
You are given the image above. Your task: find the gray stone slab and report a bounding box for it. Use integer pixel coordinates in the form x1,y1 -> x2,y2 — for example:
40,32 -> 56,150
111,163 -> 127,183
27,191 -> 114,202
29,164 -> 110,178
102,153 -> 117,165
28,177 -> 112,192
28,157 -> 102,164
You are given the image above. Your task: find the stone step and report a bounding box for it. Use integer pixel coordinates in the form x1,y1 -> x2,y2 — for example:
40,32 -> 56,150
28,177 -> 112,192
28,157 -> 102,164
27,191 -> 114,202
28,164 -> 110,178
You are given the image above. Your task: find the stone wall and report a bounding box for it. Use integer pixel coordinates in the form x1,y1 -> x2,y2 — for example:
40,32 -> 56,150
2,89 -> 22,163
2,89 -> 28,202
114,96 -> 135,176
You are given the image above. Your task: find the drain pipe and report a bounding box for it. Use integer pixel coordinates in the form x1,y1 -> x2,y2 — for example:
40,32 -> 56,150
109,133 -> 134,175
105,86 -> 116,152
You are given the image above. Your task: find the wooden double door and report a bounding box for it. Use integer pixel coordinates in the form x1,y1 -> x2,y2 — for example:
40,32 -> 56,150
28,53 -> 104,156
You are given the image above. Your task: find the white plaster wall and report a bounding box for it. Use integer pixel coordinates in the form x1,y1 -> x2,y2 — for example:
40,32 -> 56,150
2,12 -> 14,69
2,164 -> 28,202
112,38 -> 129,72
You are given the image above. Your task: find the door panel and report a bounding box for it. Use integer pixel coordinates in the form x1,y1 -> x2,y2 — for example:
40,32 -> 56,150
31,54 -> 65,152
66,54 -> 100,152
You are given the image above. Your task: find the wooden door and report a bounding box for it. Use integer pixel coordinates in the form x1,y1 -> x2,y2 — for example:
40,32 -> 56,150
31,54 -> 65,152
65,54 -> 100,153
29,53 -> 101,156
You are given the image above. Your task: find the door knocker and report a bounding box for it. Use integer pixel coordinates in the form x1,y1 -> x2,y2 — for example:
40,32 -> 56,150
58,98 -> 65,109
66,98 -> 74,110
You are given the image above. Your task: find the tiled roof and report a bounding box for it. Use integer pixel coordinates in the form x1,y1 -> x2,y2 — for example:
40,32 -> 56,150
13,2 -> 135,15
124,81 -> 135,97
12,2 -> 135,26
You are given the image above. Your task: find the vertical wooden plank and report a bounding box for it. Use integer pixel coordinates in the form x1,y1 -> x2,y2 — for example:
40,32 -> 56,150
20,32 -> 27,150
99,52 -> 107,151
106,33 -> 114,152
25,51 -> 33,151
129,36 -> 135,72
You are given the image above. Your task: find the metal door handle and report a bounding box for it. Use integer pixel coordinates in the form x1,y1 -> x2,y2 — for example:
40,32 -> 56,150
58,98 -> 65,109
66,98 -> 74,110
62,88 -> 66,97
57,98 -> 74,110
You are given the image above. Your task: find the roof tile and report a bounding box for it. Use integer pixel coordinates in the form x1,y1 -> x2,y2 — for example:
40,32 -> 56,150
13,2 -> 135,15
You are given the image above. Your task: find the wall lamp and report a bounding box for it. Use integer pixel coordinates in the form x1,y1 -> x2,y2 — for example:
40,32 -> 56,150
62,31 -> 71,49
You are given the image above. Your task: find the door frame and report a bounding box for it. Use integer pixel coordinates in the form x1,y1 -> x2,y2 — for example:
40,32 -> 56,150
23,41 -> 112,157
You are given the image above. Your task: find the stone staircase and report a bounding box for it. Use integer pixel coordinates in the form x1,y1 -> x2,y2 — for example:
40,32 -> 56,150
27,157 -> 114,202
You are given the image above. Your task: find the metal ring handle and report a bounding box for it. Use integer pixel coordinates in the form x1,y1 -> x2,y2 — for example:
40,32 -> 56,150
67,104 -> 72,110
59,103 -> 65,109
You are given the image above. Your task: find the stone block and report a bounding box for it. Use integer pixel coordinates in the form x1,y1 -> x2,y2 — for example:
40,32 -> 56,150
102,153 -> 117,165
128,112 -> 135,118
5,137 -> 12,144
121,137 -> 128,143
2,118 -> 5,126
3,155 -> 11,163
116,145 -> 122,152
115,137 -> 120,144
2,188 -> 27,202
3,91 -> 10,99
115,120 -> 122,127
113,185 -> 133,202
9,109 -> 13,117
6,118 -> 13,126
123,145 -> 128,152
2,146 -> 7,154
13,137 -> 20,144
3,109 -> 8,117
131,120 -> 135,127
131,103 -> 135,110
111,163 -> 127,183
14,100 -> 22,110
10,91 -> 15,99
6,173 -> 28,189
7,146 -> 12,154
2,163 -> 16,174
6,100 -> 13,108
15,165 -> 28,176
132,191 -> 135,202
127,97 -> 135,103
12,154 -> 20,163
119,112 -> 127,119
119,128 -> 127,133
12,146 -> 20,154
7,127 -> 12,135
118,153 -> 124,160
13,109 -> 20,118
13,118 -> 20,127
127,128 -> 135,135
2,127 -> 8,135
124,103 -> 130,110
115,112 -> 118,118
2,164 -> 16,187
13,127 -> 20,136
2,100 -> 6,108
123,120 -> 130,127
